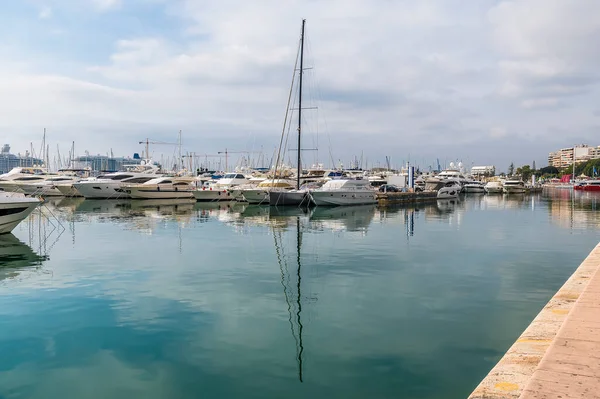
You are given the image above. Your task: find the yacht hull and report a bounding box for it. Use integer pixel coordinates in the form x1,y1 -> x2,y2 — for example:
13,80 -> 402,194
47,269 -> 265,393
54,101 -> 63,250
484,186 -> 503,194
269,190 -> 309,206
18,183 -> 63,197
241,189 -> 270,204
0,182 -> 22,193
310,190 -> 376,206
55,184 -> 83,197
192,189 -> 235,202
463,186 -> 485,193
73,182 -> 131,199
0,196 -> 40,234
503,187 -> 526,194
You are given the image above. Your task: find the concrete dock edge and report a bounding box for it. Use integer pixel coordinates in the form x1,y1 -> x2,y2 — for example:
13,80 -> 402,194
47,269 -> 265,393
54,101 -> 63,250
468,242 -> 600,399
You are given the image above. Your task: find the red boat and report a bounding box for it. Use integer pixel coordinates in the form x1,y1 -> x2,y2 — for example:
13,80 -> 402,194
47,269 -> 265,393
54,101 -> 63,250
574,180 -> 600,191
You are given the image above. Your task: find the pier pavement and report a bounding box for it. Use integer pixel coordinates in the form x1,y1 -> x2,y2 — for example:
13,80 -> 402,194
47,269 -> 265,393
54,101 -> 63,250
468,242 -> 600,399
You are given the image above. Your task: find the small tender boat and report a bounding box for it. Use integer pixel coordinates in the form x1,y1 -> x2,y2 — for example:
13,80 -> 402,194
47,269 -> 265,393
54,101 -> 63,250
0,192 -> 41,234
503,179 -> 526,194
437,180 -> 462,199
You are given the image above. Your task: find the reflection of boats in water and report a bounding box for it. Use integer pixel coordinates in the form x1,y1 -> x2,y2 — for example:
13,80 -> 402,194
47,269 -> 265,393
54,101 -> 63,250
309,204 -> 375,232
73,199 -> 132,214
273,216 -> 305,382
130,198 -> 196,211
0,234 -> 47,281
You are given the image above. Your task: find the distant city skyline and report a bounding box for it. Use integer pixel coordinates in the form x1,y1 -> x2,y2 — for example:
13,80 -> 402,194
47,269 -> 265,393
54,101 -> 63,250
2,1 -> 599,172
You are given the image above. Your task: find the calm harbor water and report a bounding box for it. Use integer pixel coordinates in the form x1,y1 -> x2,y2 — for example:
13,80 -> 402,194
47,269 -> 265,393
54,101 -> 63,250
1,190 -> 599,399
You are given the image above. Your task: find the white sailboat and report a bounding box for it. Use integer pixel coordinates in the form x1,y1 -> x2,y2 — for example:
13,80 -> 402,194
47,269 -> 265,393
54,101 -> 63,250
269,19 -> 311,207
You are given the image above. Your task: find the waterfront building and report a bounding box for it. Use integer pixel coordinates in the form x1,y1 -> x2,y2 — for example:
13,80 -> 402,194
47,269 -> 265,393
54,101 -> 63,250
471,165 -> 495,177
548,144 -> 600,168
74,154 -> 143,172
0,144 -> 43,174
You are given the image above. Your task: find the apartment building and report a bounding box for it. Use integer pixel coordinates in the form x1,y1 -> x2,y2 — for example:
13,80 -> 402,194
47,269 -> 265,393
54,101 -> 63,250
548,144 -> 600,168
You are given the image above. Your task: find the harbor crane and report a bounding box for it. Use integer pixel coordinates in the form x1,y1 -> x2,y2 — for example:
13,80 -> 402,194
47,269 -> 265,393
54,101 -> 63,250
217,149 -> 261,172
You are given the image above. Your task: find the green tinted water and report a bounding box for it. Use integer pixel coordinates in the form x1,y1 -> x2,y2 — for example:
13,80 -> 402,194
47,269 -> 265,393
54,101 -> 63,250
1,191 -> 599,398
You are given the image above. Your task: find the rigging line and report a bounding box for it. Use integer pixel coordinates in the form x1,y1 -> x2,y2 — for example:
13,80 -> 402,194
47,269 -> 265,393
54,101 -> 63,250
274,30 -> 302,180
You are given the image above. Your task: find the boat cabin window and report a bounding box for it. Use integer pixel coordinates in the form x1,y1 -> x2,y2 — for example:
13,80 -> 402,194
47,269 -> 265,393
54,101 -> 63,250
444,181 -> 456,187
15,177 -> 44,181
159,180 -> 172,184
124,177 -> 152,184
223,174 -> 235,179
112,175 -> 134,180
173,182 -> 188,186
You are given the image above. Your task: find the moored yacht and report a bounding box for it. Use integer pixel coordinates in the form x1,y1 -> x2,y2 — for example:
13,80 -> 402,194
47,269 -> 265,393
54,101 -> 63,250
462,180 -> 486,193
0,167 -> 56,193
125,176 -> 197,199
19,174 -> 84,197
309,178 -> 376,206
437,179 -> 462,199
0,192 -> 41,234
424,163 -> 469,191
74,172 -> 160,199
503,179 -> 526,194
484,181 -> 504,194
192,173 -> 250,202
241,179 -> 296,204
573,180 -> 600,192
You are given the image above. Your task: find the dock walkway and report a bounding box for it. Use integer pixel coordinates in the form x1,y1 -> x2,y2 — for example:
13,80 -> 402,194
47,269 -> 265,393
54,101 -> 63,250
469,242 -> 600,399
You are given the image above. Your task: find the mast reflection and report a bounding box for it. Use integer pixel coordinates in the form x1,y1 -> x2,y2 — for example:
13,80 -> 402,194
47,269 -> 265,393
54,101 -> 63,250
273,216 -> 305,382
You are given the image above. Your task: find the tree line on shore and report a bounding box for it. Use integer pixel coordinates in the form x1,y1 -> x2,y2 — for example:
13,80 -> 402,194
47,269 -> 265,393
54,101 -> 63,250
503,158 -> 600,181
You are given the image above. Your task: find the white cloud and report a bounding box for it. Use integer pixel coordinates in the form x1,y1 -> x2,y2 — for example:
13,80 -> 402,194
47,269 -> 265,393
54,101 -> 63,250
38,6 -> 53,19
1,0 -> 599,168
91,0 -> 122,11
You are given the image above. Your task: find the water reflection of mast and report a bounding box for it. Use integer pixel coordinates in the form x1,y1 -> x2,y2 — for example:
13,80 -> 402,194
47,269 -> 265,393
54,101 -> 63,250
273,216 -> 304,382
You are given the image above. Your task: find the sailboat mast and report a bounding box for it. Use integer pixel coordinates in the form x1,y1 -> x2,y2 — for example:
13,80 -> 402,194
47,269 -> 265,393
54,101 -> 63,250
297,19 -> 306,190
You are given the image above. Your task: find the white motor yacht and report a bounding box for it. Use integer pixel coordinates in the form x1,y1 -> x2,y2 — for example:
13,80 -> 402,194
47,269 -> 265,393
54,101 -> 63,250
240,179 -> 296,204
19,175 -> 83,197
437,180 -> 462,199
0,167 -> 57,193
484,181 -> 504,194
310,178 -> 376,206
73,172 -> 160,199
424,164 -> 469,191
462,180 -> 486,193
503,179 -> 526,194
192,173 -> 250,202
125,176 -> 196,199
0,192 -> 41,234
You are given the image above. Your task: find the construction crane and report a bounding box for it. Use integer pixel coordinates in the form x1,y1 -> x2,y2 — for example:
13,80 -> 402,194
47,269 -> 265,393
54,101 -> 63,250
181,153 -> 224,173
217,149 -> 261,172
138,138 -> 178,162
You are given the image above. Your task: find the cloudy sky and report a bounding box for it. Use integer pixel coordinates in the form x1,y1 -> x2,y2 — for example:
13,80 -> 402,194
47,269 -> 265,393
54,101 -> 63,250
1,0 -> 599,171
